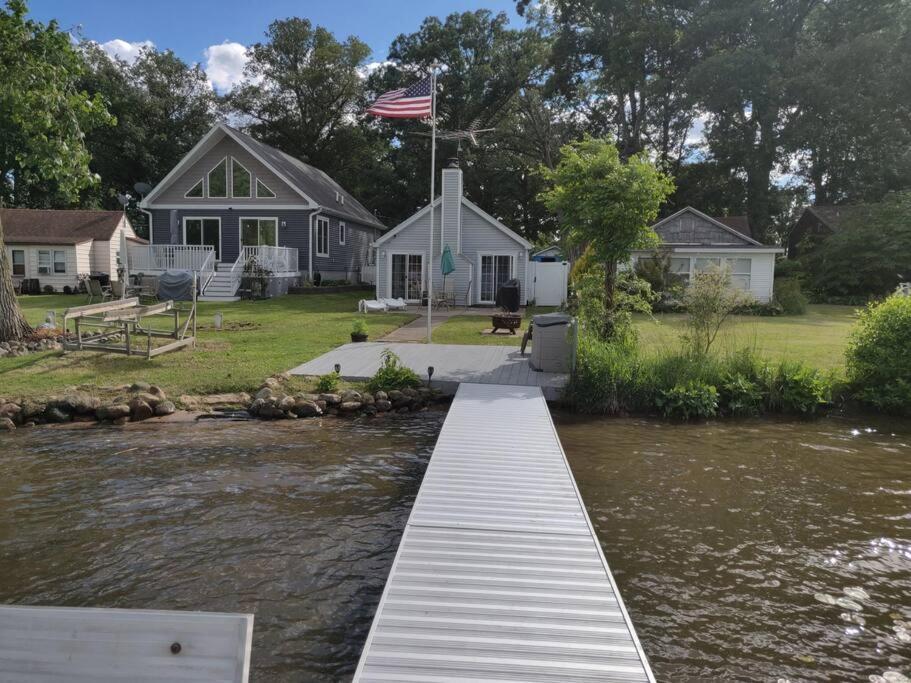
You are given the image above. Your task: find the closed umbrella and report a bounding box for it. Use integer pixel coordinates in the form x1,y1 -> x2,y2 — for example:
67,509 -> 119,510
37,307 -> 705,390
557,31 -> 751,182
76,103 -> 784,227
441,244 -> 456,306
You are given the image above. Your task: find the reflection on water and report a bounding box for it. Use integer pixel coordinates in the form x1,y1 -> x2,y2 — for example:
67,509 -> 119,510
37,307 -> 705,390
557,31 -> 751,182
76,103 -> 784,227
556,414 -> 911,682
0,415 -> 443,682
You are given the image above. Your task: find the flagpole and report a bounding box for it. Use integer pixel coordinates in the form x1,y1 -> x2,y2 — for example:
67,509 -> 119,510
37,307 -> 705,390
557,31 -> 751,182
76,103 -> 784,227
426,65 -> 438,344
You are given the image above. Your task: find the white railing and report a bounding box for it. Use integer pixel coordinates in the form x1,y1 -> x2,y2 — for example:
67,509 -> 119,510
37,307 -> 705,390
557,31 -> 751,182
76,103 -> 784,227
240,246 -> 298,274
128,245 -> 215,273
198,250 -> 216,292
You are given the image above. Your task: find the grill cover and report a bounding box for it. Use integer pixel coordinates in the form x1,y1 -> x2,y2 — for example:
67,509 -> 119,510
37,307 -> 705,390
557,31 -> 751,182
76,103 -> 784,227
157,270 -> 194,302
495,278 -> 521,312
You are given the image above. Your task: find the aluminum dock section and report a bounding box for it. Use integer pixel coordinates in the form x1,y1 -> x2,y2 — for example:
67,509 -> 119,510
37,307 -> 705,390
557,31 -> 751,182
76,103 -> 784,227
353,382 -> 654,682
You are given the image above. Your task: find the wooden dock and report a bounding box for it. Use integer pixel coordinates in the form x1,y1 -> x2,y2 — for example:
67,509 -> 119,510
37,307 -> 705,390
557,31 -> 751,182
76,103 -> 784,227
353,383 -> 654,682
289,342 -> 568,400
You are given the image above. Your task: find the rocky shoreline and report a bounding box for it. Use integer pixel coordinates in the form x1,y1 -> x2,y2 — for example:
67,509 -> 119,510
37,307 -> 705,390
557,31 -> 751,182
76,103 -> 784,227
0,376 -> 450,432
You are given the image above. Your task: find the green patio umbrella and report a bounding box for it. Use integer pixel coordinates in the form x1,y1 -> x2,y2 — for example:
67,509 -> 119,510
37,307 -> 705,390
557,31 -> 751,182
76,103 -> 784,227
441,244 -> 455,276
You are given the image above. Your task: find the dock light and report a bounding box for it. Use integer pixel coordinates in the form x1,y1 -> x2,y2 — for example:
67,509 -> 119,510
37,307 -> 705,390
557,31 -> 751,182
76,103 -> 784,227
427,365 -> 434,386
214,311 -> 223,330
334,363 -> 341,375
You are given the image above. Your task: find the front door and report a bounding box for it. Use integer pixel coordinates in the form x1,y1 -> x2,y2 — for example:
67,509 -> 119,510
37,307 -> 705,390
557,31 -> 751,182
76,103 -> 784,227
390,253 -> 423,301
184,217 -> 221,261
480,254 -> 512,303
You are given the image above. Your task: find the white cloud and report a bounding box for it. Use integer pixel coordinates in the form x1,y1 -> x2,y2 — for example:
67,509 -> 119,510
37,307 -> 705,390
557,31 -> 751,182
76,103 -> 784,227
358,60 -> 394,79
204,41 -> 250,92
100,38 -> 154,64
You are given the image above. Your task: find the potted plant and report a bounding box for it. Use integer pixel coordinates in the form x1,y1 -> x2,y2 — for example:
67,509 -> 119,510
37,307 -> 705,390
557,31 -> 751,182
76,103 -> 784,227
351,317 -> 369,342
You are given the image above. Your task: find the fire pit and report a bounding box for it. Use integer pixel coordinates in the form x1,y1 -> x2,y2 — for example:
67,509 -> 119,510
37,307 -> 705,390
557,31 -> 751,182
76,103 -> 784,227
491,312 -> 522,335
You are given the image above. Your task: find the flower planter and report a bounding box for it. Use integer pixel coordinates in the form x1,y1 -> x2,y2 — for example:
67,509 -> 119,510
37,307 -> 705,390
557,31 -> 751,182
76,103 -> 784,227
351,332 -> 368,342
491,313 -> 522,335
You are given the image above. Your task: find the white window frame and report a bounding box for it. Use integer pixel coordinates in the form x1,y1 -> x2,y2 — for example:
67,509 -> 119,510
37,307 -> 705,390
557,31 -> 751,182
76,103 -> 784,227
184,178 -> 204,199
477,252 -> 516,304
386,251 -> 425,302
231,158 -> 252,198
182,216 -> 223,261
11,249 -> 25,276
338,221 -> 346,246
725,256 -> 752,291
207,156 -> 228,198
255,178 -> 275,199
316,216 -> 330,257
37,250 -> 50,274
53,250 -> 66,274
239,217 -> 279,249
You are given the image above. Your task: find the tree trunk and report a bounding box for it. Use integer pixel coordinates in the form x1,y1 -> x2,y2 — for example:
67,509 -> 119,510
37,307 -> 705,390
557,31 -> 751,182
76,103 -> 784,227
602,260 -> 618,339
0,216 -> 32,342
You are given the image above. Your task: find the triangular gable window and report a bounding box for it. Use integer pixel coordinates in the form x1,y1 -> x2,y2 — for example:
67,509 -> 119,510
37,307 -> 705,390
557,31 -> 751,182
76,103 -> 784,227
208,157 -> 227,198
232,158 -> 251,198
184,178 -> 204,198
255,178 -> 275,198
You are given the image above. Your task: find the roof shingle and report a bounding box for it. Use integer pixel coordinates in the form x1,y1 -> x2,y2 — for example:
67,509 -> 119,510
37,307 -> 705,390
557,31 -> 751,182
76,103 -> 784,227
0,209 -> 131,245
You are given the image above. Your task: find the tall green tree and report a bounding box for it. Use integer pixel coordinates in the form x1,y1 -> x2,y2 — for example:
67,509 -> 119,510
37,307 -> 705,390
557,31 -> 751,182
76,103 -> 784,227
785,0 -> 911,204
539,137 -> 674,337
0,0 -> 112,207
78,43 -> 217,230
364,10 -> 549,229
228,18 -> 375,190
0,0 -> 112,341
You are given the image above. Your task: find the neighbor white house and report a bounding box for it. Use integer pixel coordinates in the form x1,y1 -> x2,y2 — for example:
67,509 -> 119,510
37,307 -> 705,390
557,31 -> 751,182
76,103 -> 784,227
632,206 -> 783,302
373,159 -> 533,306
1,208 -> 144,291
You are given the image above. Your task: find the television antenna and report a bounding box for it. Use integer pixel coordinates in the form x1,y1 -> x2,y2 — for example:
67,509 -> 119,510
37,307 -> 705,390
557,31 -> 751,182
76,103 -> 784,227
411,120 -> 495,152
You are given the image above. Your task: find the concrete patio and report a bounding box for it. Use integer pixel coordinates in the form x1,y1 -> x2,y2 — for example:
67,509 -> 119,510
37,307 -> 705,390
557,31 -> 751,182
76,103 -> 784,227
288,341 -> 568,400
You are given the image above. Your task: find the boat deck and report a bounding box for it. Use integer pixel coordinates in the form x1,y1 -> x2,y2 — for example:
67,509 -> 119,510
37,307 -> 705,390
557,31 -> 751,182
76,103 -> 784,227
289,342 -> 568,400
352,383 -> 654,682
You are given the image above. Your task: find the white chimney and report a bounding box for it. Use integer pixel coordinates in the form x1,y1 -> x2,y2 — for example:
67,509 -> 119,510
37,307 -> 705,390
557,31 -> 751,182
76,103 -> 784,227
441,158 -> 462,253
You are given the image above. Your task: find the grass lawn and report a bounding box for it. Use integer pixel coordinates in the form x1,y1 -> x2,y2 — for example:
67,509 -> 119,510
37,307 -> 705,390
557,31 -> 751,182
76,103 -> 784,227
0,293 -> 415,399
431,306 -> 557,346
432,304 -> 859,370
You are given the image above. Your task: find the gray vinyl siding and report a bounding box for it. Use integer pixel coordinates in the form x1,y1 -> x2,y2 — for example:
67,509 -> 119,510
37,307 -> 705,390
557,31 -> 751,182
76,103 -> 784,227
155,137 -> 301,204
657,212 -> 751,245
376,200 -> 528,305
148,208 -> 376,277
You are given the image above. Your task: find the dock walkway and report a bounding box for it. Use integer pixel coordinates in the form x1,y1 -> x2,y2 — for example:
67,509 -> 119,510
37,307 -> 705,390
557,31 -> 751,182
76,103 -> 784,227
353,383 -> 654,682
289,342 -> 568,400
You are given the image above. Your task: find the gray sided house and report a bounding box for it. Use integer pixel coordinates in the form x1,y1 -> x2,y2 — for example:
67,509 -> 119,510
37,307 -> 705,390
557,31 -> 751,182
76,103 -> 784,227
632,206 -> 783,302
374,160 -> 532,305
139,123 -> 385,300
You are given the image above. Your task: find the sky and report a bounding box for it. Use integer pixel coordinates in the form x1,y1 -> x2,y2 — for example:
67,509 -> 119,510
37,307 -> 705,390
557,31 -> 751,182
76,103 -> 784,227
29,0 -> 521,91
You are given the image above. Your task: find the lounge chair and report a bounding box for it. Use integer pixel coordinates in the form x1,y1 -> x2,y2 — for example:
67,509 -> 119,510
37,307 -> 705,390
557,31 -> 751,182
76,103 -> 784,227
359,299 -> 388,313
380,297 -> 407,310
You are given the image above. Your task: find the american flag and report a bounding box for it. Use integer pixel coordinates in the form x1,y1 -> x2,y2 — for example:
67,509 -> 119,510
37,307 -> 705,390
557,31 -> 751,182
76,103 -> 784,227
367,75 -> 433,119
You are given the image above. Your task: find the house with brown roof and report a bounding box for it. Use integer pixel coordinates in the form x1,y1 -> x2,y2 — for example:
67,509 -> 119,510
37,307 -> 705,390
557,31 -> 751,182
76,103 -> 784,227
787,205 -> 859,259
1,208 -> 143,291
631,206 -> 784,302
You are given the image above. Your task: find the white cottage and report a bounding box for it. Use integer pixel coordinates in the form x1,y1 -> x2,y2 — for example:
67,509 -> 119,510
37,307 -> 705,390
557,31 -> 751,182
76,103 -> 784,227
373,160 -> 532,305
632,206 -> 783,302
1,208 -> 144,292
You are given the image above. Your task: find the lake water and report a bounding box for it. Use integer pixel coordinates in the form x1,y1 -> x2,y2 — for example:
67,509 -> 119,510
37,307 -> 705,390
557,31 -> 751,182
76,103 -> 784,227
1,413 -> 909,681
556,414 -> 911,682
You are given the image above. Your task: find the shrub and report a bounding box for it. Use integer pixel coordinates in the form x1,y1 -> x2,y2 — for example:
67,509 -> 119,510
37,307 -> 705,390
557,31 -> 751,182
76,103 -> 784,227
42,285 -> 55,294
719,373 -> 764,416
774,277 -> 808,314
62,285 -> 73,295
316,372 -> 340,393
846,294 -> 911,414
655,381 -> 718,420
763,361 -> 832,416
352,318 -> 368,335
681,266 -> 754,355
562,333 -> 643,414
366,349 -> 422,392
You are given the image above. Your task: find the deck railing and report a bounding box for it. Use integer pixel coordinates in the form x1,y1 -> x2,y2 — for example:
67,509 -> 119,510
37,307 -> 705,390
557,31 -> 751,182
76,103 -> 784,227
240,245 -> 298,274
128,245 -> 215,273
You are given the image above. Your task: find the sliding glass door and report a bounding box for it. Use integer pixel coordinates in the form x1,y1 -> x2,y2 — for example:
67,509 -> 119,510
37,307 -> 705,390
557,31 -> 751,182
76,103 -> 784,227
390,253 -> 423,301
183,217 -> 221,260
480,254 -> 512,303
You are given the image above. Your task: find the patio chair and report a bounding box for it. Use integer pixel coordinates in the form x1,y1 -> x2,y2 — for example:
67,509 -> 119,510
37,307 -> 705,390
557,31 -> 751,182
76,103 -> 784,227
139,275 -> 159,303
85,278 -> 111,304
359,299 -> 387,313
380,297 -> 408,311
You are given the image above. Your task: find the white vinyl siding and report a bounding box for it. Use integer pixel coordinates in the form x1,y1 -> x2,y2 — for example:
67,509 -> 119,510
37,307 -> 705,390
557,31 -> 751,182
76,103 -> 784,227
7,244 -> 85,291
633,249 -> 776,302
